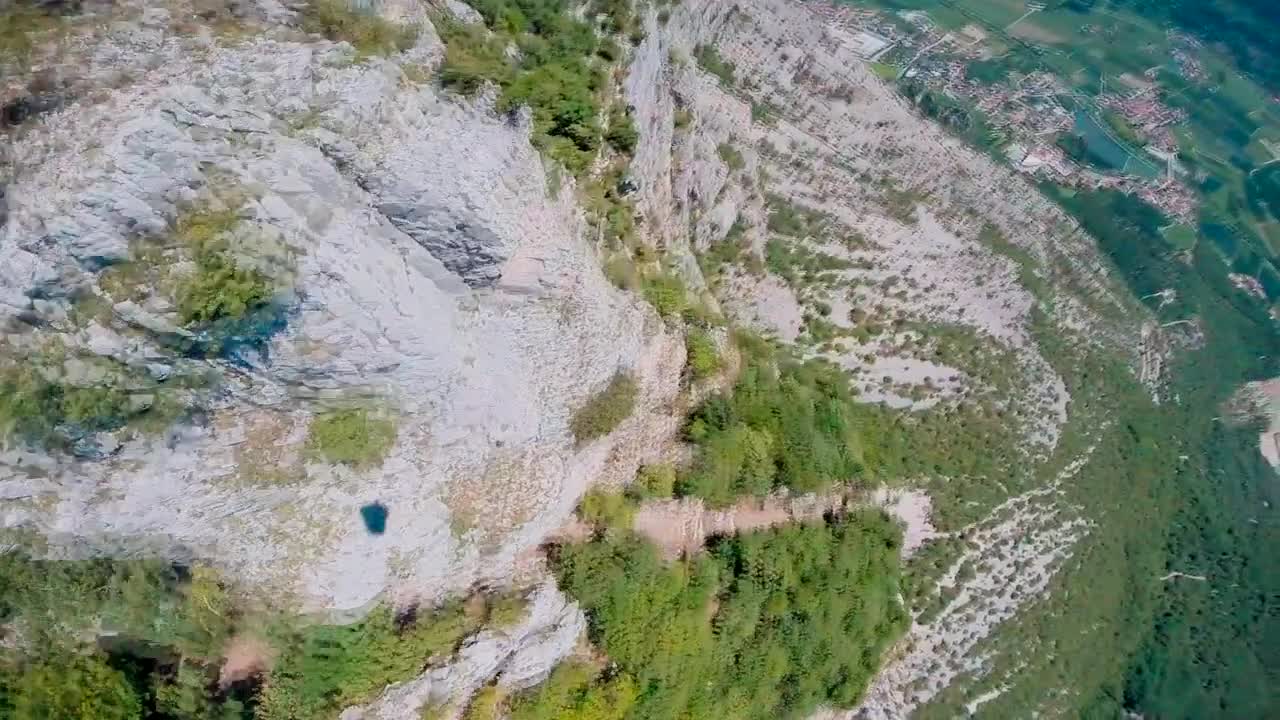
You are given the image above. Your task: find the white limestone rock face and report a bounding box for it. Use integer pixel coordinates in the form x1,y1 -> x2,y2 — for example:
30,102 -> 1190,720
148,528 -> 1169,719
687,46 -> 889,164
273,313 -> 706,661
0,9 -> 683,613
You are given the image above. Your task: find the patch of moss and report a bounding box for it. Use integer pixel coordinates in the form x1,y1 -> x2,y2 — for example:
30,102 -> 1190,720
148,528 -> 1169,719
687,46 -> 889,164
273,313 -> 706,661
570,372 -> 637,443
306,408 -> 398,469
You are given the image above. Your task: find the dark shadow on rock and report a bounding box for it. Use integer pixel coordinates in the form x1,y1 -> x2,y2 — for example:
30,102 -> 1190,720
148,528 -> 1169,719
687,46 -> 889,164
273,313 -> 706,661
360,503 -> 388,535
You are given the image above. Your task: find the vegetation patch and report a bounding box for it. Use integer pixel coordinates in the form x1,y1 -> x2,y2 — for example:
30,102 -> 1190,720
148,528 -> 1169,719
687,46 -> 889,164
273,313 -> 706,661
259,602 -> 482,718
694,44 -> 735,85
0,555 -> 245,719
684,328 -> 720,380
698,216 -> 758,281
640,271 -> 688,317
436,18 -> 512,95
0,551 -> 528,720
977,223 -> 1048,301
717,142 -> 745,171
577,489 -> 636,530
679,339 -> 868,506
764,237 -> 851,288
606,106 -> 639,154
177,245 -> 274,327
436,0 -> 629,176
570,372 -> 638,443
750,100 -> 777,125
0,354 -> 191,454
604,252 -> 640,290
306,407 -> 398,468
546,511 -> 907,720
880,182 -> 926,224
630,463 -> 676,499
581,166 -> 640,247
507,660 -> 636,720
100,204 -> 290,357
765,194 -> 830,238
299,0 -> 418,57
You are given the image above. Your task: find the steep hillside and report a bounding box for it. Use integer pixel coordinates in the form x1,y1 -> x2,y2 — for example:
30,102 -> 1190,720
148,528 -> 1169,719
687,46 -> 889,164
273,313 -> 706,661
2,0 -> 1275,718
1,0 -> 683,614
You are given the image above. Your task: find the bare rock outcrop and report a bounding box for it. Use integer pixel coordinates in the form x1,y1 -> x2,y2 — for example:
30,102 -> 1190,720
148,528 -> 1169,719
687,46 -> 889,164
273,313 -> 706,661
0,2 -> 683,614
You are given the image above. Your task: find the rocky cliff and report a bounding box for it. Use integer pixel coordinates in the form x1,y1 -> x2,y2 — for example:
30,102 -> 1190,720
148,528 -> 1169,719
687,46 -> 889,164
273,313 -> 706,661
1,0 -> 1155,716
0,0 -> 682,617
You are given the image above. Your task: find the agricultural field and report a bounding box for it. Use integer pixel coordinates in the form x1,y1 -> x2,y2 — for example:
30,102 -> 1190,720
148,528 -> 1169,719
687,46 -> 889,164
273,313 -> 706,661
846,0 -> 1280,304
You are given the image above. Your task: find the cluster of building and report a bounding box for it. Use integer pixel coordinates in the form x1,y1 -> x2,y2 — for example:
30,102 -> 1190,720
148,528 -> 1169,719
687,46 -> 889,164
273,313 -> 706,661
1096,87 -> 1187,153
805,2 -> 1202,222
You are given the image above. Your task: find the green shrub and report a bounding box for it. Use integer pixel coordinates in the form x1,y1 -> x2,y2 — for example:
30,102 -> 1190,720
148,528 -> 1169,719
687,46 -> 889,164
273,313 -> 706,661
717,143 -> 745,171
578,489 -> 635,529
750,101 -> 775,125
604,253 -> 640,289
436,17 -> 513,95
176,248 -> 275,326
641,272 -> 687,317
551,512 -> 907,720
679,348 -> 867,506
306,408 -> 398,468
570,372 -> 638,443
4,652 -> 143,720
170,208 -> 277,328
694,44 -> 735,85
508,661 -> 637,720
501,61 -> 604,174
684,329 -> 720,380
0,361 -> 179,452
258,601 -> 481,719
437,0 -> 617,177
606,106 -> 640,153
300,0 -> 418,57
631,463 -> 676,498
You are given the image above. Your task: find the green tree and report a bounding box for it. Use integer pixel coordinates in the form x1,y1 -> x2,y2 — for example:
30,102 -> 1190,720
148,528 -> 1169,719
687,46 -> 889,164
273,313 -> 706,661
2,652 -> 142,720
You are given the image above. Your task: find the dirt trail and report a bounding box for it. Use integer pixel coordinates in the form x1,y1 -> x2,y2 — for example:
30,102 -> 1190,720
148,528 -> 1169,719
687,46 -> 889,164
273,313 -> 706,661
632,492 -> 849,557
552,487 -> 938,560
